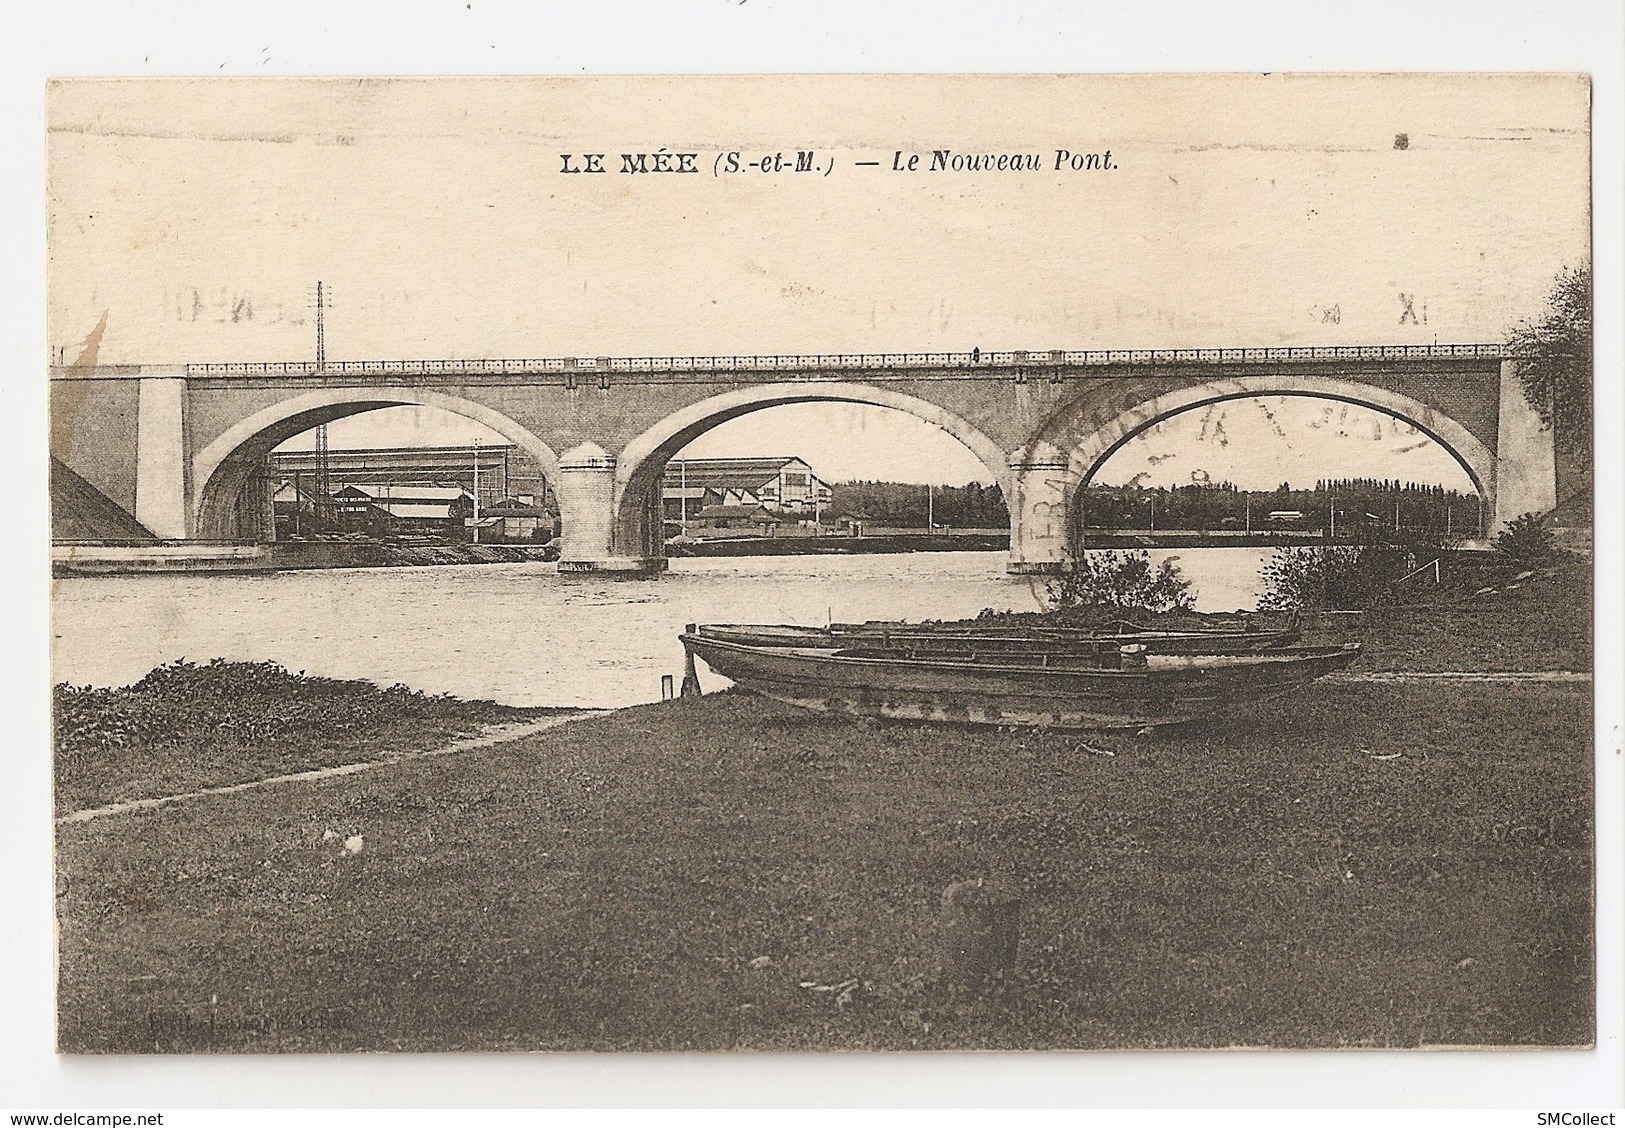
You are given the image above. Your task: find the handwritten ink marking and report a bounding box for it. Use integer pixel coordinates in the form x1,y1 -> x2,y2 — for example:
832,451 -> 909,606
1398,292 -> 1420,325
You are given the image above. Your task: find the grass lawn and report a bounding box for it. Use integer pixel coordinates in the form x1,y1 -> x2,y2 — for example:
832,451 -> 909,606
1327,562 -> 1593,673
56,678 -> 1592,1052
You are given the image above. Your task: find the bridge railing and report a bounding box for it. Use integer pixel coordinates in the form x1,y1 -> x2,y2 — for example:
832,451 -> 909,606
177,342 -> 1506,380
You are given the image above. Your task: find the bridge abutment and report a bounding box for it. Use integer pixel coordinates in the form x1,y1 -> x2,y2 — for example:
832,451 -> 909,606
1492,360 -> 1558,532
134,376 -> 190,539
554,443 -> 668,577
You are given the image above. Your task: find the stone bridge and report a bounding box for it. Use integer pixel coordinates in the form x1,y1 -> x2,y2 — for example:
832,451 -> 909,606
48,345 -> 1554,574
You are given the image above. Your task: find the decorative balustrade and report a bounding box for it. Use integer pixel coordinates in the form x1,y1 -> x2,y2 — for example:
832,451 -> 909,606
174,343 -> 1507,381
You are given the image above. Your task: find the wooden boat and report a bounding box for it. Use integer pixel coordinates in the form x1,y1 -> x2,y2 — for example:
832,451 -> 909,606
678,623 -> 1360,730
691,619 -> 1302,657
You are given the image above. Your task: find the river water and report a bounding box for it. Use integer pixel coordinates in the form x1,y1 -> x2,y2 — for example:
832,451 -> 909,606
51,548 -> 1273,708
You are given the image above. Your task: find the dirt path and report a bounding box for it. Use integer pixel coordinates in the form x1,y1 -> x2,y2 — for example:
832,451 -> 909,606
1325,671 -> 1591,684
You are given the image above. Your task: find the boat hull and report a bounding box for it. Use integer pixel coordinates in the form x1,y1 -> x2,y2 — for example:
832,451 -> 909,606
680,633 -> 1361,731
695,622 -> 1301,657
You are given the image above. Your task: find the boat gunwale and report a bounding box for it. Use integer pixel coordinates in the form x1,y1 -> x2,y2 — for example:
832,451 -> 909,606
681,632 -> 1361,683
702,621 -> 1292,638
691,623 -> 1303,651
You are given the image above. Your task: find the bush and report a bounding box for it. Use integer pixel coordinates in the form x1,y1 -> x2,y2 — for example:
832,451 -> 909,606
1045,550 -> 1195,614
1257,545 -> 1415,612
1509,264 -> 1591,475
53,658 -> 526,762
1493,512 -> 1557,569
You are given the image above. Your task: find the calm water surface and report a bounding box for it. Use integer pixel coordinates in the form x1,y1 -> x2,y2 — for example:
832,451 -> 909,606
51,549 -> 1272,708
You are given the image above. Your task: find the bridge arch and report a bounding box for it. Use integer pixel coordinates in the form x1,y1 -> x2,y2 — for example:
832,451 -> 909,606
1062,375 -> 1493,492
1007,373 -> 1497,570
192,387 -> 561,541
604,382 -> 1013,559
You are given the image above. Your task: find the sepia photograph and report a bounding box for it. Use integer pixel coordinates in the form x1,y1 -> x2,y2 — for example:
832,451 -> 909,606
45,72 -> 1596,1057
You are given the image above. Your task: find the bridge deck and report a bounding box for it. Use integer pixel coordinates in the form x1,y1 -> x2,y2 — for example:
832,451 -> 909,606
50,343 -> 1508,383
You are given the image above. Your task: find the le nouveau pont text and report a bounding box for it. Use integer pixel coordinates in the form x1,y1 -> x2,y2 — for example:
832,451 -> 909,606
557,147 -> 1118,178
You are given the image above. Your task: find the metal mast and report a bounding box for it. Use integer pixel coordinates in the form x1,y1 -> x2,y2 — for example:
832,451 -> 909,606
472,439 -> 481,543
313,282 -> 332,513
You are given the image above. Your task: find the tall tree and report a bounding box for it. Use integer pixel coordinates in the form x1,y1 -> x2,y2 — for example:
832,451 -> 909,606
1508,264 -> 1592,480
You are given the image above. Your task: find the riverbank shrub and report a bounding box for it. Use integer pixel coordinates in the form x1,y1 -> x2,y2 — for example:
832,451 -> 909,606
1493,512 -> 1558,569
54,659 -> 530,760
1256,545 -> 1415,612
1044,550 -> 1195,614
54,659 -> 551,812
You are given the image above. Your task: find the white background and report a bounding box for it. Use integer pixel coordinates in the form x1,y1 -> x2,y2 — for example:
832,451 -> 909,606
2,0 -> 1620,1112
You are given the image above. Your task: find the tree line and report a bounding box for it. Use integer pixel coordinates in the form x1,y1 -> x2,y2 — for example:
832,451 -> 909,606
823,477 -> 1484,535
1078,480 -> 1482,536
827,480 -> 1011,528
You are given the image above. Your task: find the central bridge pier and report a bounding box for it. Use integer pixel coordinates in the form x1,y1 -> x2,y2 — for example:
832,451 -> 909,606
552,441 -> 668,576
47,346 -> 1555,577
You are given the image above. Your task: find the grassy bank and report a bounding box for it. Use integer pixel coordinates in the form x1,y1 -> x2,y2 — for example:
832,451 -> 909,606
53,561 -> 1594,1052
973,558 -> 1593,674
1339,561 -> 1592,672
54,660 -> 558,815
269,541 -> 558,571
676,533 -> 1008,557
56,681 -> 1591,1052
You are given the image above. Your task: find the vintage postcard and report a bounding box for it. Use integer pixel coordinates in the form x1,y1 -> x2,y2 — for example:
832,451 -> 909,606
47,74 -> 1594,1053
